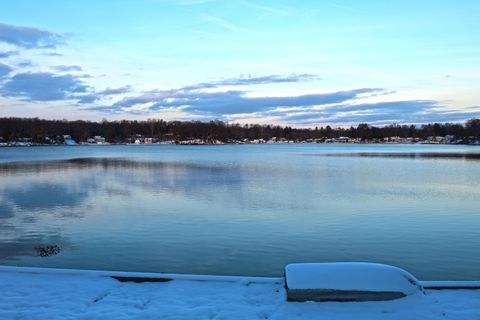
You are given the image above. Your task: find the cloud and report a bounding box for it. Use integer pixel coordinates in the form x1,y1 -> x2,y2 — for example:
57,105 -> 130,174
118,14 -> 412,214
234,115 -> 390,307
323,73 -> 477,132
113,87 -> 380,115
1,72 -> 89,101
44,52 -> 64,57
1,67 -> 463,126
198,73 -> 320,90
97,85 -> 132,95
104,73 -> 327,114
0,22 -> 65,49
1,72 -> 316,107
180,73 -> 319,91
16,61 -> 35,68
211,73 -> 319,86
76,94 -> 98,104
0,63 -> 12,78
239,1 -> 289,16
73,85 -> 133,104
332,4 -> 356,12
275,100 -> 480,125
52,65 -> 82,72
0,50 -> 18,58
199,13 -> 267,37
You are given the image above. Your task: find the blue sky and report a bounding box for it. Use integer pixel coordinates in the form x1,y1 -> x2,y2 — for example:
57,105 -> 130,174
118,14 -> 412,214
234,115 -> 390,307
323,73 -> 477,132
0,0 -> 479,126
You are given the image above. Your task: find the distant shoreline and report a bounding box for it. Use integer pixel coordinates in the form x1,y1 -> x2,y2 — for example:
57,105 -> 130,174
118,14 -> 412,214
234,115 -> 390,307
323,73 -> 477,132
1,118 -> 480,147
1,141 -> 480,147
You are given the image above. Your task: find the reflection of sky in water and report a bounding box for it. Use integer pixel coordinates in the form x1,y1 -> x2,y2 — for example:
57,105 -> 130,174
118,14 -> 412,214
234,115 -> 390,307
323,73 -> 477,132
0,144 -> 480,280
0,202 -> 14,219
4,182 -> 88,210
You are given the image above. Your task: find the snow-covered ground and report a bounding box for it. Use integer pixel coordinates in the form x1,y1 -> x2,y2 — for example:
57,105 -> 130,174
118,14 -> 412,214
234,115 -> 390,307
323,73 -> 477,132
1,267 -> 479,320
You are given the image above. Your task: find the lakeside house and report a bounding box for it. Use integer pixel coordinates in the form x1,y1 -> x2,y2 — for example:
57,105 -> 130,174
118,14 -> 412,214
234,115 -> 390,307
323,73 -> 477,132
86,136 -> 107,144
63,135 -> 77,145
1,133 -> 479,146
11,137 -> 33,146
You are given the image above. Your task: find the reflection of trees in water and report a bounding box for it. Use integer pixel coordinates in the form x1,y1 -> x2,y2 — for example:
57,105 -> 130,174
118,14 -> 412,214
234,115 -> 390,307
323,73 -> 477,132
0,160 -> 101,262
0,157 -> 314,263
0,157 -> 249,206
0,157 -> 239,173
318,152 -> 480,160
0,157 -> 321,217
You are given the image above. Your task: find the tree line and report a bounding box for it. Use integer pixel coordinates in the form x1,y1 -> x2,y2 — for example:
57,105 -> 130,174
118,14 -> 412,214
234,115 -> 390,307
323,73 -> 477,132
0,117 -> 479,143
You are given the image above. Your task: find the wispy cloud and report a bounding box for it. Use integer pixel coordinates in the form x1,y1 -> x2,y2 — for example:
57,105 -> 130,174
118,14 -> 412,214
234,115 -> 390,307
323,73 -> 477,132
52,65 -> 82,72
332,4 -> 356,12
272,101 -> 480,126
75,86 -> 133,104
217,74 -> 319,86
181,73 -> 320,90
44,52 -> 64,57
0,22 -> 65,49
105,73 -> 478,125
199,13 -> 267,37
239,0 -> 289,16
176,0 -> 216,5
67,85 -> 133,104
97,85 -> 132,95
0,50 -> 18,58
107,73 -> 327,114
16,61 -> 35,68
112,87 -> 381,115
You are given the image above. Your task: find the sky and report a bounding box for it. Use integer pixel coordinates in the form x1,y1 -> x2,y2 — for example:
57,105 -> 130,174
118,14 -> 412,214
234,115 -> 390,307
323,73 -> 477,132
0,0 -> 479,127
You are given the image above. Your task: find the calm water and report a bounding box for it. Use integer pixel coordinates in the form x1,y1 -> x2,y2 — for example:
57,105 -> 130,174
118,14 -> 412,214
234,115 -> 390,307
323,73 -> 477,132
1,144 -> 479,280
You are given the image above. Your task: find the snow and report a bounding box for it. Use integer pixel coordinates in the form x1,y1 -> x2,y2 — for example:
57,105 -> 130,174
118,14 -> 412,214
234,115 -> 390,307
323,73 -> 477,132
0,265 -> 279,284
1,266 -> 480,320
285,263 -> 421,295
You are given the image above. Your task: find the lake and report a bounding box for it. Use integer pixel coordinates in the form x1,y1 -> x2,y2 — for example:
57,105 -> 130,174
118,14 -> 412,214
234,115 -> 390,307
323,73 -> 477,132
1,144 -> 479,280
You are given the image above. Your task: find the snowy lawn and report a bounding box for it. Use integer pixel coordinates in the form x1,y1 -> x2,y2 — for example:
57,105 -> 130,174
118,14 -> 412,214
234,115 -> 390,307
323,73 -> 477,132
1,267 -> 479,320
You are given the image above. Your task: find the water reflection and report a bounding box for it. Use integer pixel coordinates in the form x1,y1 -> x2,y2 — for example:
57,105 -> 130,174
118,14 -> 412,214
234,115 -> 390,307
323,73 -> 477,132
0,149 -> 479,280
4,182 -> 89,210
0,157 -> 239,172
0,202 -> 14,219
318,152 -> 480,160
0,158 -> 290,212
0,158 -> 244,194
0,234 -> 67,260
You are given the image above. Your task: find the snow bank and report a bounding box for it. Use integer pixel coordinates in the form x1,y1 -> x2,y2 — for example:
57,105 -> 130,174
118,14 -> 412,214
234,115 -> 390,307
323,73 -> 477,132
285,263 -> 423,301
285,262 -> 422,293
1,266 -> 479,320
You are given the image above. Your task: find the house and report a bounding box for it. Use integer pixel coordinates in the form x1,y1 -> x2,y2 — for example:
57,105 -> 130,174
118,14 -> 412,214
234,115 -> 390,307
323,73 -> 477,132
86,136 -> 107,144
334,137 -> 350,143
133,134 -> 145,144
94,136 -> 106,144
63,135 -> 77,145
